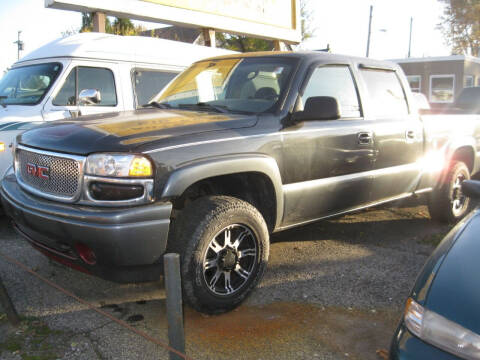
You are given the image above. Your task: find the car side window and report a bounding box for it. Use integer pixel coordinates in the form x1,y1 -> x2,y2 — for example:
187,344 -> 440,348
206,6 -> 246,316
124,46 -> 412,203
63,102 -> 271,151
360,69 -> 409,118
53,66 -> 117,106
133,69 -> 178,108
301,65 -> 361,118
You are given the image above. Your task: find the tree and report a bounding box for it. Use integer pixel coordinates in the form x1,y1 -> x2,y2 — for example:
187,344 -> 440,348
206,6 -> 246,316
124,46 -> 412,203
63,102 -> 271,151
437,0 -> 480,56
300,0 -> 315,41
78,13 -> 143,36
112,18 -> 142,36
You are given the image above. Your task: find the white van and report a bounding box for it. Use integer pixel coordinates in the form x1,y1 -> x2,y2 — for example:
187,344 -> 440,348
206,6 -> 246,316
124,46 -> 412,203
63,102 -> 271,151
0,32 -> 233,177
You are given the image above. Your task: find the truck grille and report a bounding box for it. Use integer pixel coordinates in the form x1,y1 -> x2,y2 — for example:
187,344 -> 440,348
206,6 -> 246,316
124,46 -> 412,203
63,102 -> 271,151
16,146 -> 84,201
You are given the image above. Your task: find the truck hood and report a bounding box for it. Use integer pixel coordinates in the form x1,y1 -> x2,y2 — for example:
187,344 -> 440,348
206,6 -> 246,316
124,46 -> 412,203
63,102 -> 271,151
18,109 -> 258,155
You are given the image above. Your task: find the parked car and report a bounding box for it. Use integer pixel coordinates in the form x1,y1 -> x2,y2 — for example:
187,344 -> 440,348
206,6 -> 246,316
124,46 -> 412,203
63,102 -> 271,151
2,51 -> 480,314
453,86 -> 480,113
0,32 -> 233,178
390,179 -> 480,360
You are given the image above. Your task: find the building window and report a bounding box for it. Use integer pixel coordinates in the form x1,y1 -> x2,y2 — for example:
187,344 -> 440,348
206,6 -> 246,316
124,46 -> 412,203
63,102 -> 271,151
464,75 -> 474,88
430,75 -> 455,103
407,75 -> 421,92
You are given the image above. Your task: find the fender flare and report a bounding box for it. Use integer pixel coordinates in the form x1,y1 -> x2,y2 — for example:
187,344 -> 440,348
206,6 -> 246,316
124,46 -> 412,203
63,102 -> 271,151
444,137 -> 476,171
161,154 -> 284,230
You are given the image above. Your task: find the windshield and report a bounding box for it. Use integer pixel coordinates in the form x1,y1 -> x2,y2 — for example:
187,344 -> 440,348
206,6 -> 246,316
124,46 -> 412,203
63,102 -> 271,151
152,57 -> 296,114
0,63 -> 62,106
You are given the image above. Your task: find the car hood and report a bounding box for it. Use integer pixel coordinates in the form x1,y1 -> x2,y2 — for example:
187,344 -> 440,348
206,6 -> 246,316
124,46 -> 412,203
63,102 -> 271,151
18,109 -> 258,155
423,210 -> 480,334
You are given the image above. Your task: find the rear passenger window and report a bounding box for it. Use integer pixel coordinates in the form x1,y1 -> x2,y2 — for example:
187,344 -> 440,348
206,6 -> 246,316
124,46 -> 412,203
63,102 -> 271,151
301,66 -> 361,118
53,66 -> 117,106
133,69 -> 178,107
360,69 -> 409,118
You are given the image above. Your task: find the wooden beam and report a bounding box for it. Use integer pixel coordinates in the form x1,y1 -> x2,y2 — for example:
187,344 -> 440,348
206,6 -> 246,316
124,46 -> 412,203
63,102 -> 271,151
273,40 -> 281,51
202,28 -> 216,47
92,12 -> 106,33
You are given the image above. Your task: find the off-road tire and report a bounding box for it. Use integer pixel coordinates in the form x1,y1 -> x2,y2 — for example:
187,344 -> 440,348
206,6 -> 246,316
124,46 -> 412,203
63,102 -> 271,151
428,161 -> 471,223
168,196 -> 269,314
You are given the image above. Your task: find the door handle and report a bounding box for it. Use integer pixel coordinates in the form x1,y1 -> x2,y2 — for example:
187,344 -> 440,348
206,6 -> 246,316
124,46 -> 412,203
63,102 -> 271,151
405,130 -> 416,142
357,132 -> 373,145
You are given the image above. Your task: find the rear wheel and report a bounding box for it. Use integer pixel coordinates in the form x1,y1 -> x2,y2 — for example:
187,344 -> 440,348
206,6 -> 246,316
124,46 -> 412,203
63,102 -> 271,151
168,196 -> 269,314
428,161 -> 471,223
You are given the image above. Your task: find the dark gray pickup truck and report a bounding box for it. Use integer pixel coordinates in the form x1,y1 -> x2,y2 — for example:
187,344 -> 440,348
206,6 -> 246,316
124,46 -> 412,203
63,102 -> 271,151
2,52 -> 480,313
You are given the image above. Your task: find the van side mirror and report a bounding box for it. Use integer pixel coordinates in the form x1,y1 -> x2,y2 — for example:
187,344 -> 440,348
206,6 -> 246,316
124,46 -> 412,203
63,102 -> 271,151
79,89 -> 101,106
461,180 -> 480,199
294,96 -> 341,122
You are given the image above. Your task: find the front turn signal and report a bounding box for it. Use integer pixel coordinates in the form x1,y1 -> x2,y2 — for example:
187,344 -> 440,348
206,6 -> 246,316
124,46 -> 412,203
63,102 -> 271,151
129,156 -> 153,177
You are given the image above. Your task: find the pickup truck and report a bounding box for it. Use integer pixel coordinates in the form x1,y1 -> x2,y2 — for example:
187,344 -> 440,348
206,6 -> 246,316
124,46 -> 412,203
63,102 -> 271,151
2,52 -> 480,314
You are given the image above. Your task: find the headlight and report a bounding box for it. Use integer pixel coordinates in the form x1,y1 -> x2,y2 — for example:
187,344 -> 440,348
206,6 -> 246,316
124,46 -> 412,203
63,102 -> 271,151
405,298 -> 480,359
0,142 -> 5,152
85,154 -> 153,177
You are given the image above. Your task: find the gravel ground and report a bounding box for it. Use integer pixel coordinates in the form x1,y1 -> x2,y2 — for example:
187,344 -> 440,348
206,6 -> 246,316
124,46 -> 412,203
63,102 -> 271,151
0,197 -> 453,360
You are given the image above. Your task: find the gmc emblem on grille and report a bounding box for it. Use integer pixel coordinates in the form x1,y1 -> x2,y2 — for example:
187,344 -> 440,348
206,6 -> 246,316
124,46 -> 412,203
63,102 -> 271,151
26,163 -> 50,180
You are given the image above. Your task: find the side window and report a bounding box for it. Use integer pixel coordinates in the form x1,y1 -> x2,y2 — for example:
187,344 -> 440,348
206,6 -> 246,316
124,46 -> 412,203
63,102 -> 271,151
78,67 -> 117,106
361,69 -> 409,118
301,66 -> 361,118
52,69 -> 76,106
53,66 -> 117,106
133,69 -> 178,107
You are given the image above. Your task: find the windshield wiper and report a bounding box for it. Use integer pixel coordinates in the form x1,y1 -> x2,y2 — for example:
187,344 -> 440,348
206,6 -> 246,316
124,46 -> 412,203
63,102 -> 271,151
142,101 -> 172,109
0,96 -> 7,108
178,102 -> 230,113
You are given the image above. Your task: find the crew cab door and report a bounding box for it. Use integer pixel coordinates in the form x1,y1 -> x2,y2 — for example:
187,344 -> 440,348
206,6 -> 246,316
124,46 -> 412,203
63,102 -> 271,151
281,64 -> 376,227
358,67 -> 423,201
42,63 -> 123,121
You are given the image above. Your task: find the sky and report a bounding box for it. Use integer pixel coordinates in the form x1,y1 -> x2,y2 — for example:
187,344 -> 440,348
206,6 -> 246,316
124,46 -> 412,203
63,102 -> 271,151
0,0 -> 450,75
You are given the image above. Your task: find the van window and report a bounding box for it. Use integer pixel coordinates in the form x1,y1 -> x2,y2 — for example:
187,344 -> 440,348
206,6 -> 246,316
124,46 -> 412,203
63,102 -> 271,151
301,66 -> 361,118
361,69 -> 409,118
133,69 -> 178,107
53,66 -> 117,106
0,63 -> 62,106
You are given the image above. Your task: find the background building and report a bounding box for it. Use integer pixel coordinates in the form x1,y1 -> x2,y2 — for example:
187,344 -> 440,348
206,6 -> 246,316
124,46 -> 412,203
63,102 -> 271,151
394,55 -> 480,107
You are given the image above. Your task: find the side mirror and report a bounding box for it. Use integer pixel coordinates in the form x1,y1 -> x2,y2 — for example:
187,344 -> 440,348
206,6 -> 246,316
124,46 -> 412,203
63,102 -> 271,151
78,89 -> 101,106
294,96 -> 341,121
461,180 -> 480,199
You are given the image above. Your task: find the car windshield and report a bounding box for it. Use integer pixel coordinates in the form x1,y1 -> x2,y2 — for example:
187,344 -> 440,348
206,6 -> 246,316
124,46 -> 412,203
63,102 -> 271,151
0,63 -> 62,106
152,57 -> 296,114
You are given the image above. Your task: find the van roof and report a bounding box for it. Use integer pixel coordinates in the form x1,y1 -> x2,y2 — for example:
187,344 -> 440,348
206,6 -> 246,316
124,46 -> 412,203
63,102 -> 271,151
15,32 -> 235,67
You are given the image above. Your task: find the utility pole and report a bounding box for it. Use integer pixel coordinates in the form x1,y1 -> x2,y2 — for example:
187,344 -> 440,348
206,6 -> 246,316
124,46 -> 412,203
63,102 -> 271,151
408,17 -> 413,58
366,5 -> 373,57
13,31 -> 24,60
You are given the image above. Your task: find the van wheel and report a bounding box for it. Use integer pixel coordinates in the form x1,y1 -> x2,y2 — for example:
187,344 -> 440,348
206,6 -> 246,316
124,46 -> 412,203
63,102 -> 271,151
428,161 -> 471,223
168,196 -> 269,314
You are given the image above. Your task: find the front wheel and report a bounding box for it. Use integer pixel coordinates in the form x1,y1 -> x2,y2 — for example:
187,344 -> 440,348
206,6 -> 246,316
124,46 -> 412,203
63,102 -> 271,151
168,196 -> 269,314
428,161 -> 471,223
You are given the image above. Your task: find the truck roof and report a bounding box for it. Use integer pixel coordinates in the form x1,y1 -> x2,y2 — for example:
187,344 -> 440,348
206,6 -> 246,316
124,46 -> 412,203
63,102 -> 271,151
200,50 -> 400,71
15,32 -> 235,67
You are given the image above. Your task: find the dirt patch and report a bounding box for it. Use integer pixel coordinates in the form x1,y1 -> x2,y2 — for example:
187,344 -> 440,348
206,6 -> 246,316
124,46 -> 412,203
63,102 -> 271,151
186,302 -> 400,360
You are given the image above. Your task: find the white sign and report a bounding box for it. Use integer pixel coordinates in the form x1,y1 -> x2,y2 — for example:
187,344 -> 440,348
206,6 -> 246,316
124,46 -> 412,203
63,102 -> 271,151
45,0 -> 301,43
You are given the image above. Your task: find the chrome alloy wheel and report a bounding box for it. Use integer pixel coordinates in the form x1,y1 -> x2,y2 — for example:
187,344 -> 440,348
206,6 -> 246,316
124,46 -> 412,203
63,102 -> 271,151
202,224 -> 258,296
452,173 -> 467,216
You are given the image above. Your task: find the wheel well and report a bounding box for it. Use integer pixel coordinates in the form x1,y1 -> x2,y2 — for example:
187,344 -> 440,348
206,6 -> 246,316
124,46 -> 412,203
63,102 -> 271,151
451,147 -> 474,173
172,172 -> 277,232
